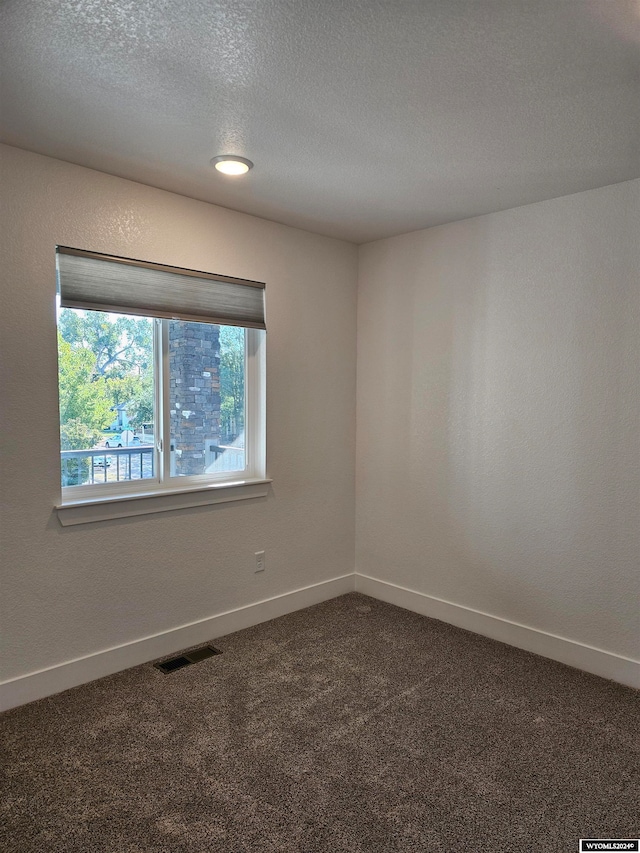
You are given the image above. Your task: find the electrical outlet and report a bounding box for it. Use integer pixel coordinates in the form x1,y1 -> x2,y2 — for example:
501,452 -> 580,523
255,550 -> 265,572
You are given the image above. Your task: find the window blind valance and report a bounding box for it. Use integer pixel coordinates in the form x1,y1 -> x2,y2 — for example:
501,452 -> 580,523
56,247 -> 266,330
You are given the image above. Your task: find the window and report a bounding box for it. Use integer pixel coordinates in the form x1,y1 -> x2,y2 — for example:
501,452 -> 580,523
56,248 -> 266,512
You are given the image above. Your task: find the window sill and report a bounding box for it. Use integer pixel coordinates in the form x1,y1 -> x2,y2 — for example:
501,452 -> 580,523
56,478 -> 272,526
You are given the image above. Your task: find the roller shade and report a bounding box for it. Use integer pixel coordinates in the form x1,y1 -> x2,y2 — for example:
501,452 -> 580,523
56,247 -> 266,330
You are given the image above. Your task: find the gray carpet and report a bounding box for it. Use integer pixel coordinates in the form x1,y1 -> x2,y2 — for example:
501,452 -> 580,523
1,593 -> 638,852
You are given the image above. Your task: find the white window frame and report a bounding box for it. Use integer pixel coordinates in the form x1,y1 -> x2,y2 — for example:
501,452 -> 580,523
55,253 -> 268,525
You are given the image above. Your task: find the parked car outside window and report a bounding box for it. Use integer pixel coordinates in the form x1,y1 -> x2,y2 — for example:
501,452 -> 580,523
104,433 -> 142,448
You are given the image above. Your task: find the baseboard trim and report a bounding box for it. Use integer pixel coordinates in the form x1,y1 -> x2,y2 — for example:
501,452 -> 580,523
4,571 -> 636,712
355,574 -> 640,690
0,574 -> 355,712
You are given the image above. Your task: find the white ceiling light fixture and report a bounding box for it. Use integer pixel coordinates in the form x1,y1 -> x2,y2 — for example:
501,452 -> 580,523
211,155 -> 254,176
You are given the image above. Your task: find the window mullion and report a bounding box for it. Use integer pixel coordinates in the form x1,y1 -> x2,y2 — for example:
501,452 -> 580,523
244,329 -> 252,476
245,328 -> 266,479
156,318 -> 171,484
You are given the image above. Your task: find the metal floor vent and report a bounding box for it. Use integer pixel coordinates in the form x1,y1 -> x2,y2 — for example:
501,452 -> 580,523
154,645 -> 221,674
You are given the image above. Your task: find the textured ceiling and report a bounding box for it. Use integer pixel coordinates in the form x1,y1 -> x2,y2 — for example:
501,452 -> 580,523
1,0 -> 638,243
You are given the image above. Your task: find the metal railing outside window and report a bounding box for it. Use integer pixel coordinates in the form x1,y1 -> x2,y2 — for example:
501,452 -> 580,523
60,447 -> 155,486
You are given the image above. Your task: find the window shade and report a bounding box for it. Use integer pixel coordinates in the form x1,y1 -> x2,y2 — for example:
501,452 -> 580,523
56,247 -> 266,330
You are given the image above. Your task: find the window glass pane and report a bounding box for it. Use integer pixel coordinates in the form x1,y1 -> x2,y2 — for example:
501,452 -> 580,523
169,321 -> 246,477
57,308 -> 155,487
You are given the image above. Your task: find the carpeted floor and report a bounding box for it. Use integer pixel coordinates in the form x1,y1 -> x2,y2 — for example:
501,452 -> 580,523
1,593 -> 638,852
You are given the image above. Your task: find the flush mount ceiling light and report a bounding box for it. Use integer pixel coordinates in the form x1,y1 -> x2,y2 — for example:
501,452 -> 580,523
210,155 -> 254,176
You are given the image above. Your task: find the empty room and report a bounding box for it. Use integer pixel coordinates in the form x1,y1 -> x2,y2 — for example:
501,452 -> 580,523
0,1 -> 638,851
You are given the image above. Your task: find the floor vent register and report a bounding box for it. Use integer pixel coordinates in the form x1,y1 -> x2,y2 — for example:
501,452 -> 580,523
154,645 -> 221,673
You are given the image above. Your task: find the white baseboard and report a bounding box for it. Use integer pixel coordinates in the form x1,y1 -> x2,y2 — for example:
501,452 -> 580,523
3,571 -> 636,712
356,574 -> 640,690
0,574 -> 355,713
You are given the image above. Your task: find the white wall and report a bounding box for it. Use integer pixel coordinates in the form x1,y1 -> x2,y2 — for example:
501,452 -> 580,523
0,145 -> 358,694
356,181 -> 640,668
